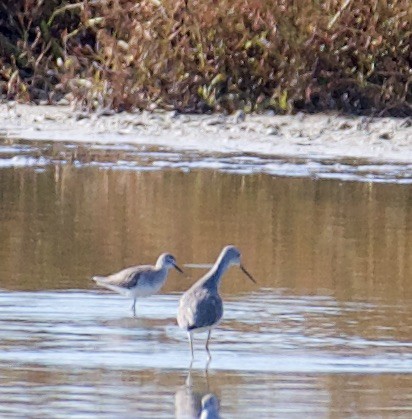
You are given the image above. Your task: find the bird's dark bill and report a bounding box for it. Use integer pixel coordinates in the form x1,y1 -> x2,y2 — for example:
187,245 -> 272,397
174,263 -> 184,274
240,265 -> 257,283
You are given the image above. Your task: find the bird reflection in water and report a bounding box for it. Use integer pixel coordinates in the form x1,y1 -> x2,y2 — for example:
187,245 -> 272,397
175,368 -> 221,419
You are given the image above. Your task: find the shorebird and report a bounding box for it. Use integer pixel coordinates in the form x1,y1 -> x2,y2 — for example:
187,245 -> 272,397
177,245 -> 256,360
200,393 -> 221,419
92,253 -> 183,316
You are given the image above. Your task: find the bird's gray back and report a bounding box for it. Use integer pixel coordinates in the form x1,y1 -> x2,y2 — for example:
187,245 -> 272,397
100,265 -> 153,288
177,286 -> 223,331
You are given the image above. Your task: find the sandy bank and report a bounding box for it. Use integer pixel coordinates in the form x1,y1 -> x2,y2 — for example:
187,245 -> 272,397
0,103 -> 411,164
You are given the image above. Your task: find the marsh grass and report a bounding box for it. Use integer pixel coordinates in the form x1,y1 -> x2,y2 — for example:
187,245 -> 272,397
0,0 -> 410,115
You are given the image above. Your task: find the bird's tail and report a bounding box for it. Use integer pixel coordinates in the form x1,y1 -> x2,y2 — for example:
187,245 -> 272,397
91,276 -> 129,296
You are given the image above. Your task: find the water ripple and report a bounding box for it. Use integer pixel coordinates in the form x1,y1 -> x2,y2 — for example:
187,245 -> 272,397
0,290 -> 411,374
1,140 -> 411,183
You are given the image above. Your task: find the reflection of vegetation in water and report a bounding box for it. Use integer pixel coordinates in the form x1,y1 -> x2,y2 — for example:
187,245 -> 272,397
0,1 -> 410,115
0,166 -> 411,306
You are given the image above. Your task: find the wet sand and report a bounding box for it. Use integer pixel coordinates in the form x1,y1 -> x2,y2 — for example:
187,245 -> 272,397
0,103 -> 411,163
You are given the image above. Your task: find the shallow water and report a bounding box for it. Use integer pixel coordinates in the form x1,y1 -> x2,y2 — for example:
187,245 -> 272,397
0,142 -> 412,418
1,138 -> 412,183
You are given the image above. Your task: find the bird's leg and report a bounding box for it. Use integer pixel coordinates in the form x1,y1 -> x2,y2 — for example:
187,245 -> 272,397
188,332 -> 194,360
132,299 -> 136,317
205,329 -> 212,361
185,364 -> 193,387
205,357 -> 212,372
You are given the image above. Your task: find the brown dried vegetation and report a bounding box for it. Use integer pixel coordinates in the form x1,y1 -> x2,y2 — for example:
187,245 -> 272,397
0,0 -> 411,115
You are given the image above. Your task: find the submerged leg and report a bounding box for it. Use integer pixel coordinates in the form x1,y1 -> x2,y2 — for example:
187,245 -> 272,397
205,329 -> 212,361
188,332 -> 194,360
185,365 -> 193,387
131,298 -> 136,317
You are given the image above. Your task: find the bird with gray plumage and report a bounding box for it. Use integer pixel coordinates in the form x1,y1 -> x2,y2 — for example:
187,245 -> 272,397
200,393 -> 221,419
177,245 -> 256,360
92,253 -> 183,316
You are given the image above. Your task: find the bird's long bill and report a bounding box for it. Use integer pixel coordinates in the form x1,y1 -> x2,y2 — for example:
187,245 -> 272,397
173,263 -> 184,274
240,264 -> 257,283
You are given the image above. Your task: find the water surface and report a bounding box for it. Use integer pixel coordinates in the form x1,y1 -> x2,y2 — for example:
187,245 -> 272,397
0,144 -> 411,417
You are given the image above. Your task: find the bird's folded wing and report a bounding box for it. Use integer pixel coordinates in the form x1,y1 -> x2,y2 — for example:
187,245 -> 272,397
100,265 -> 150,288
178,288 -> 223,330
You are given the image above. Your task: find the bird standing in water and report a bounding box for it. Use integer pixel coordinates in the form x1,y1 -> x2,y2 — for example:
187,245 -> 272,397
177,245 -> 256,360
93,253 -> 183,316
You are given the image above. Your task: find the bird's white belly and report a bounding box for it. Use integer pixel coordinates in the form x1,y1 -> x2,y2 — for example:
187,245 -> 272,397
130,282 -> 163,298
190,323 -> 220,334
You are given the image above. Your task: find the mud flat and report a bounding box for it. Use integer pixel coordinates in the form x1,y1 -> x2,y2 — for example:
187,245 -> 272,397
0,103 -> 411,164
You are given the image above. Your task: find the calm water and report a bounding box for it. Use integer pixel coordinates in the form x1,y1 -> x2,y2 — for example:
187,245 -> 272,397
0,140 -> 412,418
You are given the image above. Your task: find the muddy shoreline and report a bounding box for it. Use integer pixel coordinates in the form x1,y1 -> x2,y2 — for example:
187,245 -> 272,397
0,103 -> 411,164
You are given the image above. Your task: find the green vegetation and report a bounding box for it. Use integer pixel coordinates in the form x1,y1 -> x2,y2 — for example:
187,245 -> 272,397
0,0 -> 410,115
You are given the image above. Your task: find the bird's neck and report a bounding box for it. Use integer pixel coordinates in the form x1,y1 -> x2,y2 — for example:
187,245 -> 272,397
152,266 -> 168,284
205,255 -> 231,289
155,260 -> 167,271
